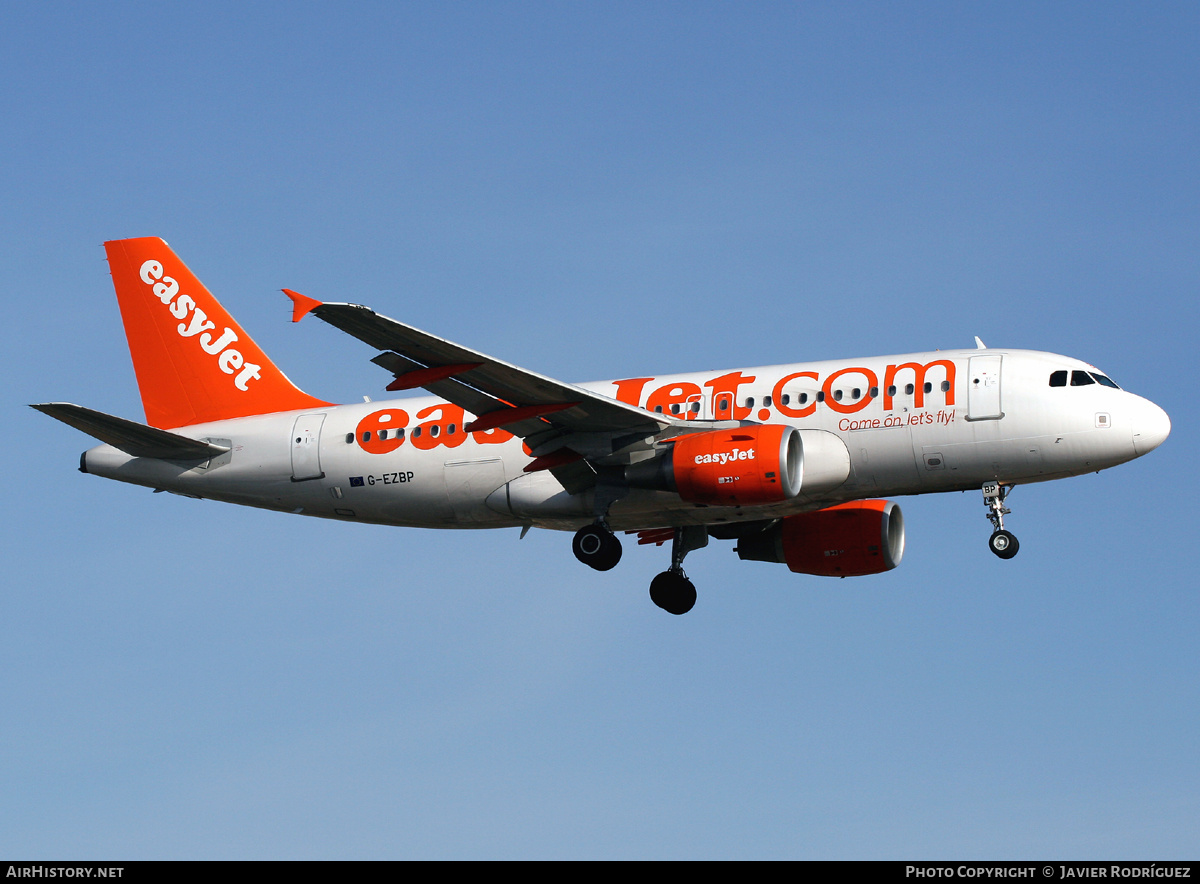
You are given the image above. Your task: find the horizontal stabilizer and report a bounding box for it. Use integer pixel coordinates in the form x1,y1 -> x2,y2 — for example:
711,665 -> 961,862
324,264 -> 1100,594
30,403 -> 230,460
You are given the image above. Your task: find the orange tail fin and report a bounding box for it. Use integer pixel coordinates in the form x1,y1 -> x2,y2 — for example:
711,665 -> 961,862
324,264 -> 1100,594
104,237 -> 330,429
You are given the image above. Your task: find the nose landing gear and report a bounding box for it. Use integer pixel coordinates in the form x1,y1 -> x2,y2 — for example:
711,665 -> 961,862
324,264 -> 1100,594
983,481 -> 1019,559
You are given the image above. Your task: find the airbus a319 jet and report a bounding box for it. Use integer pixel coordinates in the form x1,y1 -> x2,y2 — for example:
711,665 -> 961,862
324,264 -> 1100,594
35,238 -> 1171,614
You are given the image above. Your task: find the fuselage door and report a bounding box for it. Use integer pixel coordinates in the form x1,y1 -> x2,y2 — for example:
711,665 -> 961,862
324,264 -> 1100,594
291,413 -> 326,481
967,355 -> 1004,421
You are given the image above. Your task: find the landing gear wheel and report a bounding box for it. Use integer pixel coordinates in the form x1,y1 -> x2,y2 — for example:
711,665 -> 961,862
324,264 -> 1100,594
989,529 -> 1019,560
572,524 -> 622,571
649,570 -> 697,615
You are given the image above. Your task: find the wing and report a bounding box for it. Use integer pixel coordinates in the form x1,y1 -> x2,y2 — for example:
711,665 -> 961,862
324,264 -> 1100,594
284,291 -> 734,492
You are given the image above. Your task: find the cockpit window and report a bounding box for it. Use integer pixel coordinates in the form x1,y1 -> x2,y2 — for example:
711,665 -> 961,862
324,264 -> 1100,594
1052,369 -> 1120,389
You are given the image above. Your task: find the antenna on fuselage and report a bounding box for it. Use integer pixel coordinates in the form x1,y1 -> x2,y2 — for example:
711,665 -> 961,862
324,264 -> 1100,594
974,336 -> 987,349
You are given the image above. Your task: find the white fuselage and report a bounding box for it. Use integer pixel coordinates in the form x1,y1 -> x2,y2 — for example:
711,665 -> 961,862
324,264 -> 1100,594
80,348 -> 1170,532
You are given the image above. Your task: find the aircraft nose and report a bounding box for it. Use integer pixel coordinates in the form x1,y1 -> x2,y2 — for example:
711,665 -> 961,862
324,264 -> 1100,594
1132,399 -> 1171,456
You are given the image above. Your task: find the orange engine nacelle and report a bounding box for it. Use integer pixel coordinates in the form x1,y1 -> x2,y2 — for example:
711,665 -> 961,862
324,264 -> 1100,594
736,500 -> 905,576
667,424 -> 802,506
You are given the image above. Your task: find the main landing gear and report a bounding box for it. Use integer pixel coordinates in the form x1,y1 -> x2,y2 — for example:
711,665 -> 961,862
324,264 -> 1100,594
572,523 -> 622,571
571,522 -> 707,615
982,481 -> 1019,559
572,475 -> 626,572
649,570 -> 696,616
649,526 -> 707,616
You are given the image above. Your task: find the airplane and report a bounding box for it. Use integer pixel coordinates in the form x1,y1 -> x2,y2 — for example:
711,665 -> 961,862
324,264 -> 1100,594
34,237 -> 1171,614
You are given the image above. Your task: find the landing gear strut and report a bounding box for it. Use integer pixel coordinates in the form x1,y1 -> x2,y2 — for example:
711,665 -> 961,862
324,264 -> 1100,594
572,523 -> 622,571
572,471 -> 627,572
649,526 -> 707,615
982,481 -> 1019,559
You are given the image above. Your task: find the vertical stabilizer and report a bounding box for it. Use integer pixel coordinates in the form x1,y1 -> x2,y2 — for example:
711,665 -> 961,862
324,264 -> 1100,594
104,237 -> 329,429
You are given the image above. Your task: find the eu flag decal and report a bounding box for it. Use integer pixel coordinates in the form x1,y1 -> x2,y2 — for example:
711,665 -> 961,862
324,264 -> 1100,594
349,476 -> 365,487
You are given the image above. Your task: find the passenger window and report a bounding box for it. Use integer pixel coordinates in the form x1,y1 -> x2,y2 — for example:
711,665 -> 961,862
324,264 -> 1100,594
923,382 -> 932,394
799,393 -> 808,405
745,397 -> 755,409
346,433 -> 354,444
653,405 -> 664,413
833,390 -> 843,401
361,431 -> 372,442
905,384 -> 914,395
940,380 -> 950,392
1049,371 -> 1067,387
670,403 -> 681,414
851,388 -> 861,399
763,395 -> 772,408
690,401 -> 700,414
816,391 -> 825,402
378,429 -> 388,440
1071,371 -> 1095,386
718,398 -> 729,411
781,394 -> 790,406
887,385 -> 896,396
447,424 -> 455,435
870,387 -> 879,398
412,427 -> 422,438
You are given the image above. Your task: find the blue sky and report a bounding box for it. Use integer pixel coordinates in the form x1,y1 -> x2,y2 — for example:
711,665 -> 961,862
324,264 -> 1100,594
2,1 -> 1197,859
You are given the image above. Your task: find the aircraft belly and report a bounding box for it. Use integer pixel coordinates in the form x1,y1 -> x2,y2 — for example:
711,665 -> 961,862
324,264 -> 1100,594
486,471 -> 592,520
1036,429 -> 1135,474
485,471 -> 836,533
906,436 -> 1050,485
